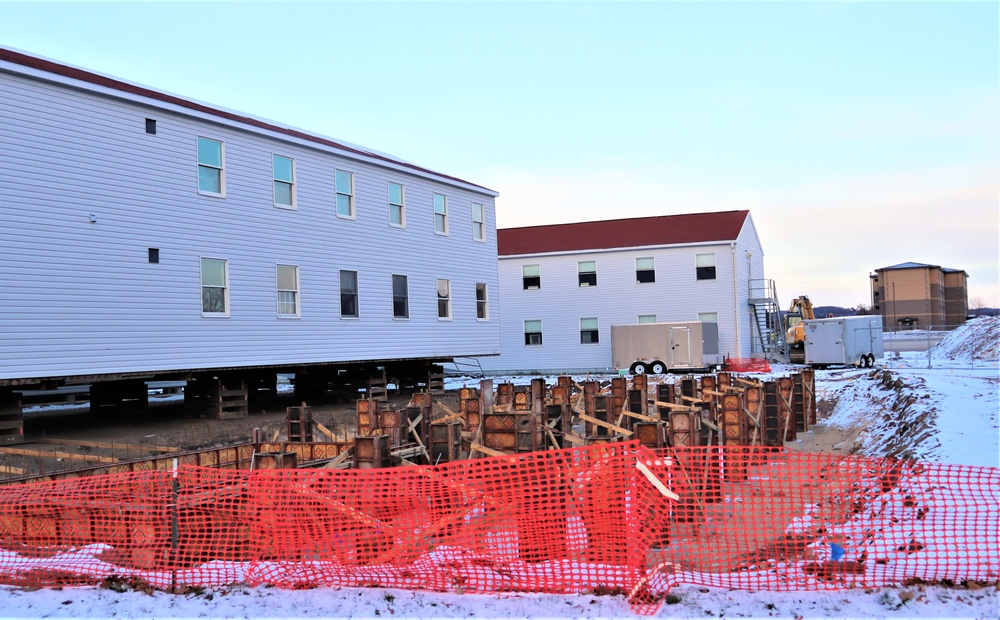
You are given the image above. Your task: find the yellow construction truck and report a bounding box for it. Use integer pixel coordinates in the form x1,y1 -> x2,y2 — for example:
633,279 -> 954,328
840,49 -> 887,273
784,296 -> 815,363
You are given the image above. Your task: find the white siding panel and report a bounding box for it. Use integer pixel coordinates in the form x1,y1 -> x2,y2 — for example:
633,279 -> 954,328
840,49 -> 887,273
0,71 -> 500,380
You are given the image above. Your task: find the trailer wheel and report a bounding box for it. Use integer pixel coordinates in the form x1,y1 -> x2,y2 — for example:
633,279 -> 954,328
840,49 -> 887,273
650,361 -> 666,374
630,362 -> 647,375
865,353 -> 875,368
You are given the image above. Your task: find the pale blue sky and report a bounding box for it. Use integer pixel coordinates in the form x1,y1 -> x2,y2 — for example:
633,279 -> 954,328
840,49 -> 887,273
1,1 -> 997,308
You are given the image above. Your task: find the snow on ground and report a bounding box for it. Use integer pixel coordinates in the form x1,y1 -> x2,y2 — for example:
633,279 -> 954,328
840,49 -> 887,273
2,319 -> 998,618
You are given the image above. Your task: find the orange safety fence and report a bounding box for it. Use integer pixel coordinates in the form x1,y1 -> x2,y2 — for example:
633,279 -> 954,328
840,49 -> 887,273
0,442 -> 996,615
723,357 -> 772,373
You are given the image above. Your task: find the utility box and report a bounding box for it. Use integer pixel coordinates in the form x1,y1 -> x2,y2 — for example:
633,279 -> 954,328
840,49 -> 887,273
803,316 -> 884,367
611,321 -> 721,374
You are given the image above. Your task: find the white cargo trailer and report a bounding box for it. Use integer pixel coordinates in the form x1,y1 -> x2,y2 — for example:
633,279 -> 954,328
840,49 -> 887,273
803,316 -> 884,368
611,321 -> 722,374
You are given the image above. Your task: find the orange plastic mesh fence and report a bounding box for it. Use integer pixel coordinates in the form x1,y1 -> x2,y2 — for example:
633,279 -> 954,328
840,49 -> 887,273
0,442 -> 996,616
723,358 -> 772,373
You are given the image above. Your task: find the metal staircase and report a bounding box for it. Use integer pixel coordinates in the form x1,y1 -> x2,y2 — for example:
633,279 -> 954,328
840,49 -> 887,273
748,279 -> 787,361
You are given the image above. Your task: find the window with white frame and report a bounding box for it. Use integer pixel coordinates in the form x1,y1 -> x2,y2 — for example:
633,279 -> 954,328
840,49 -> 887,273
578,261 -> 597,287
580,317 -> 599,344
433,193 -> 448,235
472,203 -> 485,241
276,264 -> 299,317
524,320 -> 542,346
392,274 -> 408,319
197,137 -> 224,196
273,154 -> 296,208
336,169 -> 354,218
696,253 -> 716,280
476,283 -> 488,320
636,257 -> 655,284
200,258 -> 228,316
638,314 -> 657,324
522,264 -> 540,290
340,270 -> 359,318
388,182 -> 405,227
437,279 -> 451,319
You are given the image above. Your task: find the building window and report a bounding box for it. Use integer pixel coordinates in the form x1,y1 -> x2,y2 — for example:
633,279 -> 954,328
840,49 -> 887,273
578,261 -> 597,287
392,274 -> 409,319
522,264 -> 540,290
580,317 -> 599,344
524,320 -> 543,346
433,193 -> 448,235
200,258 -> 228,316
340,270 -> 359,318
638,314 -> 657,324
273,154 -> 296,208
437,279 -> 451,319
276,264 -> 300,317
197,137 -> 224,196
636,257 -> 655,284
389,182 -> 405,227
476,283 -> 489,320
336,169 -> 355,218
472,203 -> 485,241
696,253 -> 716,280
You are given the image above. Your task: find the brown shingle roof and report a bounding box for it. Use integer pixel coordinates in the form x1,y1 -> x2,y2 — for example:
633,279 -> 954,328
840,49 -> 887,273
498,210 -> 749,256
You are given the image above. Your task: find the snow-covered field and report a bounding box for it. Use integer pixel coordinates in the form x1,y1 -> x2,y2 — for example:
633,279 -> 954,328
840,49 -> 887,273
2,319 -> 997,619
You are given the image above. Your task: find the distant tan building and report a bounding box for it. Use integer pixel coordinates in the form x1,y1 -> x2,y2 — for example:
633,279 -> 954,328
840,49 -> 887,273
870,262 -> 968,329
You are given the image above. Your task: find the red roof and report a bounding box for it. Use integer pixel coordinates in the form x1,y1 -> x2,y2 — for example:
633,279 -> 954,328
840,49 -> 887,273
0,47 -> 494,194
498,210 -> 749,256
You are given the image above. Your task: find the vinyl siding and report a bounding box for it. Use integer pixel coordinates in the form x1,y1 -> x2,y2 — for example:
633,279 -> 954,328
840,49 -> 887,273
481,215 -> 764,374
0,69 -> 500,380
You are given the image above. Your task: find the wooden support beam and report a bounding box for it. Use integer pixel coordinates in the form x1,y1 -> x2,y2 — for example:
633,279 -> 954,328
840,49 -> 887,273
735,377 -> 762,388
701,417 -> 720,432
562,432 -> 587,446
470,442 -> 506,457
322,449 -> 352,469
702,389 -> 727,398
651,400 -> 697,411
433,411 -> 467,426
433,399 -> 460,418
620,408 -> 658,423
0,465 -> 25,475
314,421 -> 338,442
678,395 -> 709,404
0,447 -> 119,464
545,427 -> 560,449
576,412 -> 633,437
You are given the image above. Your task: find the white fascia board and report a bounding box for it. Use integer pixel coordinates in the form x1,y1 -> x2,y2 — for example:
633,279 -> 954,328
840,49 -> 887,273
498,240 -> 737,261
0,53 -> 498,198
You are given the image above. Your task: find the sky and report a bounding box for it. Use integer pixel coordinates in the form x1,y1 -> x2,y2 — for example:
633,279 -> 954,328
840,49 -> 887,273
0,1 -> 997,309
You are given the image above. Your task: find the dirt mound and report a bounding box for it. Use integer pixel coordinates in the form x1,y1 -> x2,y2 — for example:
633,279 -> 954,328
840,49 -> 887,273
932,316 -> 1000,361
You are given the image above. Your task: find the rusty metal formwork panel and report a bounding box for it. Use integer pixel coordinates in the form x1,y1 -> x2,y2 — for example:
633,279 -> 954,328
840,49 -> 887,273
530,378 -> 546,417
716,372 -> 731,389
632,373 -> 648,392
792,373 -> 808,433
585,434 -> 623,445
459,386 -> 482,436
802,367 -> 817,425
516,410 -> 543,453
551,377 -> 573,405
479,379 -> 494,414
777,376 -> 795,442
251,451 -> 297,470
720,393 -> 745,446
744,386 -> 762,446
762,381 -> 781,447
512,385 -> 532,411
286,404 -> 314,443
634,422 -> 667,448
495,383 -> 514,409
669,410 -> 702,447
700,374 -> 717,394
482,412 -> 516,453
582,381 -> 599,414
430,420 -> 462,464
354,434 -> 392,469
610,377 -> 627,418
356,398 -> 381,436
379,406 -> 404,447
680,377 -> 697,400
587,395 -> 613,437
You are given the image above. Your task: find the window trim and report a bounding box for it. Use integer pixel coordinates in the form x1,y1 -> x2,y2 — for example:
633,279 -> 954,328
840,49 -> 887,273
196,136 -> 225,198
388,182 -> 406,228
436,278 -> 452,320
638,314 -> 657,324
472,203 -> 486,242
636,257 -> 655,284
524,319 -> 543,346
339,269 -> 359,319
433,193 -> 449,236
276,264 -> 300,319
476,282 -> 489,320
580,317 -> 599,345
200,257 -> 229,318
522,264 -> 541,290
272,153 -> 296,210
578,260 -> 597,287
391,273 -> 409,320
335,169 -> 355,219
696,253 -> 717,281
